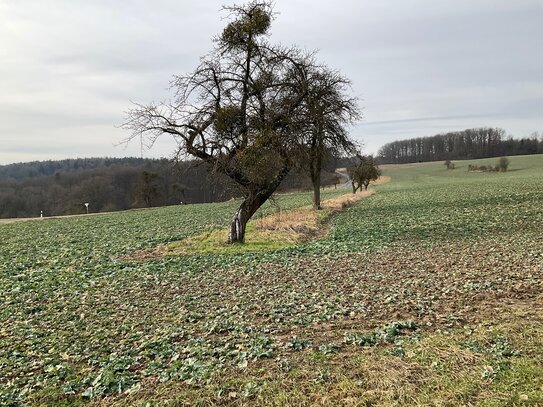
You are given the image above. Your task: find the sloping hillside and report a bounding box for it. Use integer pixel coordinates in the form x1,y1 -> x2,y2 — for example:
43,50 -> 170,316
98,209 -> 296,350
1,155 -> 542,406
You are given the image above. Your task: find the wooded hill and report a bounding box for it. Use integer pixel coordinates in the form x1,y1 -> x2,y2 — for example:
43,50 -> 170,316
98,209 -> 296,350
0,157 -> 343,218
377,128 -> 543,164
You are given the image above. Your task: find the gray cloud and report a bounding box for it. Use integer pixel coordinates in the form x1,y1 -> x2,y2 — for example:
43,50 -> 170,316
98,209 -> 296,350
0,0 -> 542,164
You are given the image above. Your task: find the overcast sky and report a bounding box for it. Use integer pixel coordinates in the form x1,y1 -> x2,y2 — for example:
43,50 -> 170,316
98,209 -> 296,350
1,0 -> 542,165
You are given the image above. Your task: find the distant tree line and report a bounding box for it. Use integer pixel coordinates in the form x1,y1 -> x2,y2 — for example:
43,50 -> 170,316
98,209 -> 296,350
0,157 -> 342,219
377,128 -> 543,164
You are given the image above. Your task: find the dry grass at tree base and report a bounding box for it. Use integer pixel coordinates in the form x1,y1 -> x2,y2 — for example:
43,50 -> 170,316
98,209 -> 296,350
253,190 -> 374,239
253,177 -> 389,234
256,176 -> 390,237
160,193 -> 372,256
159,176 -> 390,256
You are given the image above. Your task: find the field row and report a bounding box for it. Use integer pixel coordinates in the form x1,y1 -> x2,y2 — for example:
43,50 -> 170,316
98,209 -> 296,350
1,155 -> 542,405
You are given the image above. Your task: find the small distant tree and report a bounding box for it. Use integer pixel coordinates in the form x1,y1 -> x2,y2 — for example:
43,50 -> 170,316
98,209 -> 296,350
171,182 -> 186,203
497,157 -> 510,172
348,155 -> 381,193
293,65 -> 360,209
333,175 -> 341,189
444,160 -> 455,170
139,171 -> 160,207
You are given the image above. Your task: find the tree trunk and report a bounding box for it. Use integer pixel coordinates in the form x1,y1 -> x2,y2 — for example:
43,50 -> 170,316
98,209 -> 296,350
228,167 -> 290,244
313,180 -> 321,210
228,192 -> 270,244
307,123 -> 325,210
310,143 -> 323,210
229,199 -> 251,244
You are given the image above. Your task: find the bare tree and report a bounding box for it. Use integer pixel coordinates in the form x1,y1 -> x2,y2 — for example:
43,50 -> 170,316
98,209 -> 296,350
138,171 -> 160,207
123,1 -> 313,243
497,157 -> 510,172
292,66 -> 360,209
348,155 -> 381,193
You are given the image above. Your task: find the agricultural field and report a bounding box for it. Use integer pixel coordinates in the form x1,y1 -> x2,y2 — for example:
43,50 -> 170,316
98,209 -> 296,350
1,155 -> 543,406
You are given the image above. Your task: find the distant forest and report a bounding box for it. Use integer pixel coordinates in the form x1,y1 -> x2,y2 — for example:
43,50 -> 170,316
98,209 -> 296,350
0,157 -> 343,218
377,128 -> 543,164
